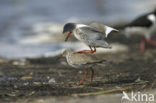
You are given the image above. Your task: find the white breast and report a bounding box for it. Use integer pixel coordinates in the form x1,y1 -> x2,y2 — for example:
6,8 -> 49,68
124,27 -> 149,38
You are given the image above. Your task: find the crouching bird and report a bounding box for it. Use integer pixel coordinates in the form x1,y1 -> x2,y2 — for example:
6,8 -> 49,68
62,49 -> 105,85
63,21 -> 118,54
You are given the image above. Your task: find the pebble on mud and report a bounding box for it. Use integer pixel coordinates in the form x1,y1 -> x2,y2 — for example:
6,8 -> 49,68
48,78 -> 56,84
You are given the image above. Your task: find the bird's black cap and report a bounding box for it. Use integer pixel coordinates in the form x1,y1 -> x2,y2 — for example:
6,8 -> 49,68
63,23 -> 76,34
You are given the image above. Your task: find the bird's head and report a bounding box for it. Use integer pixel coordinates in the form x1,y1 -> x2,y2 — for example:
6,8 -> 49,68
63,23 -> 76,41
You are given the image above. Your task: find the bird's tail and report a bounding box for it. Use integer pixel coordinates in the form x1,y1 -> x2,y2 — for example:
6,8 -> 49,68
105,26 -> 119,37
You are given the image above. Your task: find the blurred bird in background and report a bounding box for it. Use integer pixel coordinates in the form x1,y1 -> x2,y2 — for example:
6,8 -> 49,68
123,9 -> 156,51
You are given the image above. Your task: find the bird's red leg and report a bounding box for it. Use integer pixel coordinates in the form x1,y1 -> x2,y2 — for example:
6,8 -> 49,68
89,46 -> 94,54
146,39 -> 156,47
65,32 -> 71,41
89,68 -> 94,85
75,50 -> 91,53
140,37 -> 145,51
89,46 -> 97,54
79,68 -> 87,85
75,46 -> 95,53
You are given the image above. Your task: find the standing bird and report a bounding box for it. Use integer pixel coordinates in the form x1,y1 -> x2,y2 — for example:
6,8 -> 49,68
62,22 -> 118,54
123,9 -> 156,51
62,49 -> 105,85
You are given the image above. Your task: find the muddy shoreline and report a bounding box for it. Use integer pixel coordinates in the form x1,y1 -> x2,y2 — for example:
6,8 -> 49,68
0,40 -> 156,102
0,28 -> 156,102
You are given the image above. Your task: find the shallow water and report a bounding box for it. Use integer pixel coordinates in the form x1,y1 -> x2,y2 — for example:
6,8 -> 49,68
0,0 -> 155,58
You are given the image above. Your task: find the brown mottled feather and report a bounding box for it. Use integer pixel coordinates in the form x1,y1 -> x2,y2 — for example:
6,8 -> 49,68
70,53 -> 102,65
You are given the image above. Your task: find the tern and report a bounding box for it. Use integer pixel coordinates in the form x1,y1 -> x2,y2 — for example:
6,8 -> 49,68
63,21 -> 118,53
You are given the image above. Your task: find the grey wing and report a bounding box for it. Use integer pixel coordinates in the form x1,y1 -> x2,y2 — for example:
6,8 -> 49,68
89,21 -> 106,34
94,40 -> 111,48
80,27 -> 104,40
89,21 -> 118,38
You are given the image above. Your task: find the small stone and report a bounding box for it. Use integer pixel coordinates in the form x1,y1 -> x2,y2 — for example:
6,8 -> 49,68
79,70 -> 82,74
21,76 -> 32,80
33,82 -> 41,85
48,78 -> 55,84
135,77 -> 142,82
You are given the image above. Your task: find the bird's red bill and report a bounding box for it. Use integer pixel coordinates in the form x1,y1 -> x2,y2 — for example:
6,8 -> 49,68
65,32 -> 71,41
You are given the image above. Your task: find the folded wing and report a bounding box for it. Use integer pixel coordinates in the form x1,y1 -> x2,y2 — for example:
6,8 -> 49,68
89,21 -> 118,38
